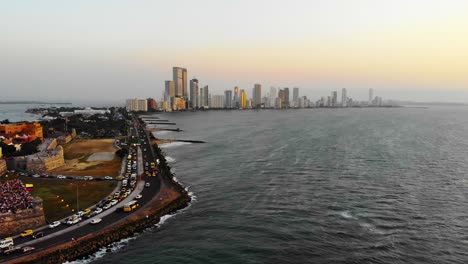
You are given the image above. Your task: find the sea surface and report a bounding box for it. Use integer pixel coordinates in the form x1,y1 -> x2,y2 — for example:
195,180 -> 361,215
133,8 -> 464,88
7,105 -> 468,263
90,107 -> 468,264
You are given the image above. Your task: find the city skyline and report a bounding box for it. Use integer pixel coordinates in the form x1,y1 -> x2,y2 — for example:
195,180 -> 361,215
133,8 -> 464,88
2,1 -> 468,103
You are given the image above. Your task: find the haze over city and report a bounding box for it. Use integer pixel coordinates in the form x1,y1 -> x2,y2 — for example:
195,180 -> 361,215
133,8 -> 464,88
2,0 -> 468,104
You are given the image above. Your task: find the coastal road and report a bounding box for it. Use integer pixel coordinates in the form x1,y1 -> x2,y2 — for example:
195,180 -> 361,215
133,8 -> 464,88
0,116 -> 166,263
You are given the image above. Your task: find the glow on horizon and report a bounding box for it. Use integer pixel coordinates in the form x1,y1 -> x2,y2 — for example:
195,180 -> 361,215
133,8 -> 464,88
2,0 -> 468,102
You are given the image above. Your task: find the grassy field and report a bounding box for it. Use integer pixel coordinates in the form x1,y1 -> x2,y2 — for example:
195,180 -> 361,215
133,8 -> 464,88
26,178 -> 116,221
51,139 -> 122,177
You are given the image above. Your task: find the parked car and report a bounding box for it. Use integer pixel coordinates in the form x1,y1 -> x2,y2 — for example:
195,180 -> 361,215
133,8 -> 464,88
49,221 -> 61,229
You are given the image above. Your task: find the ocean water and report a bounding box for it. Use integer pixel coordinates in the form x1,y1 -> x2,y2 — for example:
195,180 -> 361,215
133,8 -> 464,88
89,107 -> 468,264
0,104 -> 43,122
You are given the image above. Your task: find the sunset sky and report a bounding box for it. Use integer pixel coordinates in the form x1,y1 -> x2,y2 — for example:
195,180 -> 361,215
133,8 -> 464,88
1,0 -> 468,103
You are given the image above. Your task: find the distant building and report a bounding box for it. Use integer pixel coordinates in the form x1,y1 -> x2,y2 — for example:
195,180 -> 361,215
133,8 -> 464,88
233,86 -> 240,108
224,90 -> 233,108
293,87 -> 299,107
173,67 -> 188,99
275,97 -> 282,109
74,108 -> 109,116
341,88 -> 347,107
0,123 -> 43,142
190,79 -> 199,109
369,88 -> 374,105
211,95 -> 225,109
199,85 -> 209,108
269,87 -> 277,108
147,98 -> 157,111
253,83 -> 262,108
331,91 -> 338,107
284,88 -> 290,108
240,89 -> 247,109
126,98 -> 148,112
173,97 -> 186,110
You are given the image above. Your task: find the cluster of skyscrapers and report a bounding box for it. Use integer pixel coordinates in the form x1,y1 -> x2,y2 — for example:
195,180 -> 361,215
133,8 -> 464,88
125,66 -> 387,112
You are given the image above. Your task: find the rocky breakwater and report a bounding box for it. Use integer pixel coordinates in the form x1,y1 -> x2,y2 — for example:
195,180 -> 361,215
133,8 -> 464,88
9,144 -> 191,264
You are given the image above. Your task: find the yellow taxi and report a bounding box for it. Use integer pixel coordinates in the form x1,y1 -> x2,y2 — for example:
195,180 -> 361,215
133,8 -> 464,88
20,230 -> 34,238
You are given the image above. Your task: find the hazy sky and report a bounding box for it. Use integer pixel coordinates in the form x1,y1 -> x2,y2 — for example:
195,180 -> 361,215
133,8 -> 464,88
2,0 -> 468,104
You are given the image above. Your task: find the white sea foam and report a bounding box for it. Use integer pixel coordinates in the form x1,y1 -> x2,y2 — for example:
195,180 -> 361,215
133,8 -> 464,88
153,130 -> 172,136
165,156 -> 176,163
155,214 -> 176,228
62,237 -> 137,264
159,142 -> 192,148
340,211 -> 356,220
360,222 -> 385,235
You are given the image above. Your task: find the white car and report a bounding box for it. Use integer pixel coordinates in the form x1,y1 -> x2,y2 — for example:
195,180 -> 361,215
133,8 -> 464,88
104,176 -> 113,180
56,175 -> 66,179
103,203 -> 112,210
66,217 -> 81,225
94,207 -> 103,214
135,194 -> 142,200
109,199 -> 118,206
49,221 -> 61,229
145,182 -> 151,188
90,218 -> 102,225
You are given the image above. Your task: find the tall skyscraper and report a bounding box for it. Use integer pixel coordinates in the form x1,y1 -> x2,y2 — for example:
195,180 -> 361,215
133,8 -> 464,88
341,88 -> 347,107
190,79 -> 199,109
253,83 -> 262,108
173,67 -> 188,98
224,90 -> 233,108
211,95 -> 225,108
284,88 -> 290,108
200,85 -> 209,107
293,87 -> 299,107
331,91 -> 338,107
233,86 -> 240,108
369,88 -> 374,105
240,89 -> 247,109
269,87 -> 277,108
165,80 -> 175,109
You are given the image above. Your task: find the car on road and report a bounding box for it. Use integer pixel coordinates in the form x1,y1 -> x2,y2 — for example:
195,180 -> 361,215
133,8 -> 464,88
82,209 -> 92,216
2,246 -> 21,255
104,176 -> 113,180
32,232 -> 44,239
76,211 -> 84,217
103,203 -> 112,210
22,246 -> 35,254
32,174 -> 40,178
94,207 -> 103,214
135,194 -> 142,199
84,176 -> 94,181
56,175 -> 67,179
0,237 -> 14,249
20,230 -> 33,238
90,218 -> 102,225
49,221 -> 61,229
110,199 -> 118,206
66,216 -> 81,225
145,182 -> 151,188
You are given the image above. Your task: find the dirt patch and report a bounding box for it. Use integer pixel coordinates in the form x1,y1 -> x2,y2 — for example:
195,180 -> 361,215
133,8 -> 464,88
51,139 -> 121,177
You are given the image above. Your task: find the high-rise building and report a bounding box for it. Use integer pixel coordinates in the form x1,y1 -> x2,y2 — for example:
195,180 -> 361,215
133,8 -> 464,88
211,95 -> 225,108
224,90 -> 233,108
126,98 -> 148,112
341,88 -> 347,107
253,83 -> 262,108
240,89 -> 247,109
293,87 -> 299,107
173,67 -> 188,98
269,87 -> 277,108
199,85 -> 209,108
284,88 -> 290,108
190,79 -> 199,109
233,86 -> 240,108
331,91 -> 338,107
369,88 -> 374,105
147,98 -> 157,111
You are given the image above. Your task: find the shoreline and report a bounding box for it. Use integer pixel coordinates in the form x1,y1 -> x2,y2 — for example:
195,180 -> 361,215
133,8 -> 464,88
6,144 -> 191,264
